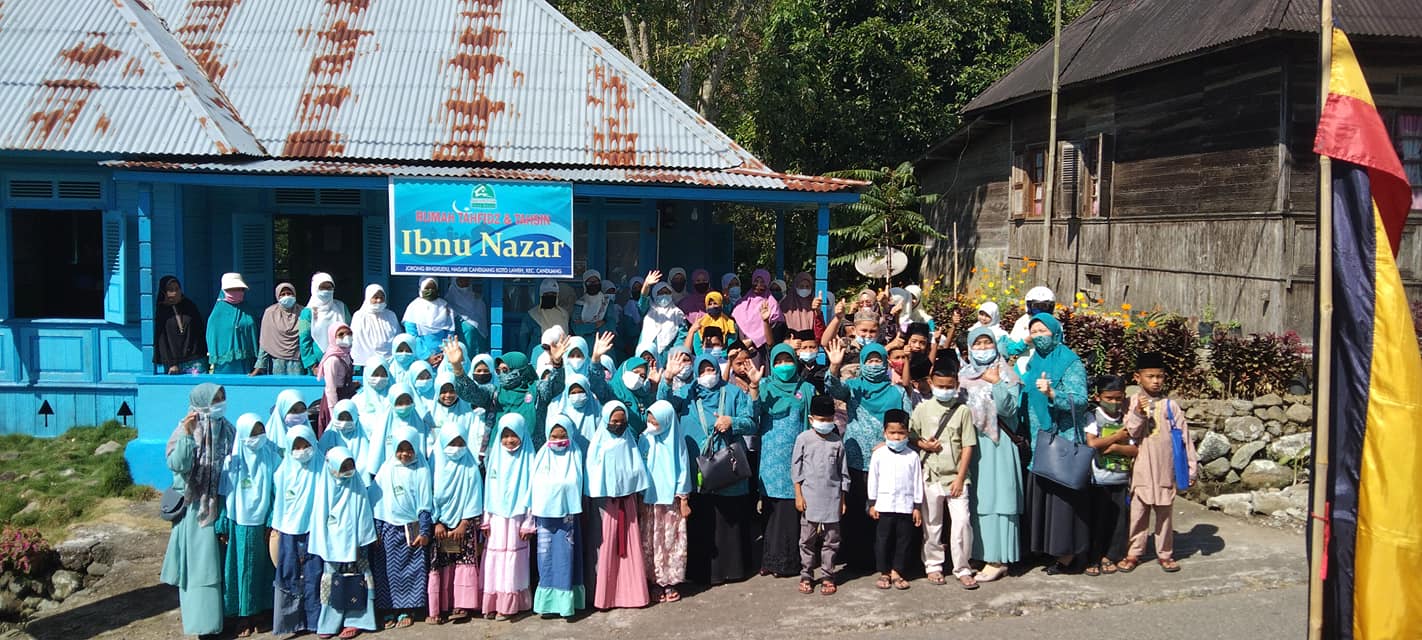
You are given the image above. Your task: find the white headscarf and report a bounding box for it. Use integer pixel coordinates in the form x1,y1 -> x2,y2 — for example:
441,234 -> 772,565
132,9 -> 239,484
403,277 -> 457,334
973,301 -> 1009,342
444,278 -> 489,339
577,269 -> 609,323
639,282 -> 685,353
306,272 -> 349,353
351,284 -> 401,363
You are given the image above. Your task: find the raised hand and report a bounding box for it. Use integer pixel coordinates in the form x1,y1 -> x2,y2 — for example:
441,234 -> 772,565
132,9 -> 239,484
181,411 -> 198,435
662,354 -> 687,381
759,301 -> 771,322
593,331 -> 616,361
812,294 -> 823,311
826,340 -> 846,366
441,336 -> 465,372
1035,372 -> 1051,395
548,335 -> 572,364
833,299 -> 846,317
645,270 -> 662,287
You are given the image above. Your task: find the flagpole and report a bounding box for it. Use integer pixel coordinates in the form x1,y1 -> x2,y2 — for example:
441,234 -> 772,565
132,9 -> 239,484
1307,0 -> 1333,637
1040,0 -> 1062,277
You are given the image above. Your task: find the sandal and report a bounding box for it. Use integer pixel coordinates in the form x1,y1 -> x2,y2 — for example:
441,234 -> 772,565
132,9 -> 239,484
1084,563 -> 1101,577
875,575 -> 892,590
976,564 -> 1007,583
820,581 -> 837,595
382,616 -> 398,630
426,616 -> 445,625
1100,559 -> 1118,575
1045,562 -> 1072,575
1159,558 -> 1181,573
893,577 -> 911,590
395,614 -> 413,628
449,609 -> 472,623
957,574 -> 979,590
664,588 -> 681,603
925,572 -> 948,585
799,579 -> 815,594
1117,557 -> 1140,573
339,628 -> 360,639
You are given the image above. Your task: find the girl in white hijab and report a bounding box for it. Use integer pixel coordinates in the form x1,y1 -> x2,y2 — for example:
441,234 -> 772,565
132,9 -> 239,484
403,277 -> 459,360
571,270 -> 610,343
445,277 -> 490,353
351,284 -> 400,367
638,282 -> 685,365
526,279 -> 570,354
299,272 -> 351,372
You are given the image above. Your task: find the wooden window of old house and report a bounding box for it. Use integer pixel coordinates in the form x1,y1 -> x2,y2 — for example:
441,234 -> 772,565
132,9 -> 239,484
1011,145 -> 1047,218
1078,133 -> 1114,217
1383,109 -> 1422,211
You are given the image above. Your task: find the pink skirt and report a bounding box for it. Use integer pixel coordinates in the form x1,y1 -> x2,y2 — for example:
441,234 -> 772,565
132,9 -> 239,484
592,495 -> 650,609
480,514 -> 532,615
427,564 -> 481,616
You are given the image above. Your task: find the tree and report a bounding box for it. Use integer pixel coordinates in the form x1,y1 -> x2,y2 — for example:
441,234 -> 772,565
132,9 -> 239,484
824,161 -> 942,285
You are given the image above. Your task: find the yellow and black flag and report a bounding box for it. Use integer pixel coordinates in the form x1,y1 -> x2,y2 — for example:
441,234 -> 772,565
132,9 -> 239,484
1311,27 -> 1422,640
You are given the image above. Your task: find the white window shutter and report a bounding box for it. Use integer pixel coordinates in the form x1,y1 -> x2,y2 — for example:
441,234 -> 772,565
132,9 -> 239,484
102,210 -> 127,324
231,214 -> 273,308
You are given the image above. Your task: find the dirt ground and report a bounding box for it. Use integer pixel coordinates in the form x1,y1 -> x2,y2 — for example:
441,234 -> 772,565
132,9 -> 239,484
2,498 -> 1306,640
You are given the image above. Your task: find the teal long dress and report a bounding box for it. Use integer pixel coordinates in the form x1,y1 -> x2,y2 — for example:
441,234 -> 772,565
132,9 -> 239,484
207,299 -> 258,373
160,434 -> 225,636
970,379 -> 1025,564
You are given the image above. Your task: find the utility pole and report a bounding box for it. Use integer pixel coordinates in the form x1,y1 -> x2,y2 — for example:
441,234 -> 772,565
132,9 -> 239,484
1040,0 -> 1062,278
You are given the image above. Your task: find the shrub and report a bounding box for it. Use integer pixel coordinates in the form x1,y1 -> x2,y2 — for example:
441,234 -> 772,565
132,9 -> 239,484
1127,315 -> 1215,397
1211,331 -> 1309,398
0,526 -> 52,576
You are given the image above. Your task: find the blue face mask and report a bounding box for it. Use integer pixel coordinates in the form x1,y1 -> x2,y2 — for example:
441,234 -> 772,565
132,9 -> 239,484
861,362 -> 886,380
394,351 -> 415,366
855,336 -> 873,346
772,363 -> 797,382
708,347 -> 725,360
970,348 -> 998,365
414,377 -> 433,392
1031,334 -> 1057,353
885,438 -> 909,453
394,404 -> 415,419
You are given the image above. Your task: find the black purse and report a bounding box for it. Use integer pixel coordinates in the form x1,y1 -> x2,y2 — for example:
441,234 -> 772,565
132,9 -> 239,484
693,394 -> 752,492
1029,399 -> 1093,491
329,565 -> 367,611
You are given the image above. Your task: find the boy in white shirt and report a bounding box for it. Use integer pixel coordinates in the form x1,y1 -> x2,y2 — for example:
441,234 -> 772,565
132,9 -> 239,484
868,409 -> 923,590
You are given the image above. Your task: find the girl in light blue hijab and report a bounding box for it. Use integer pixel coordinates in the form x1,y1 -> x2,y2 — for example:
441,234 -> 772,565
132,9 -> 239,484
318,399 -> 370,476
429,421 -> 484,623
370,426 -> 434,627
388,333 -> 418,387
271,423 -> 323,636
366,383 -> 429,473
266,389 -> 308,452
531,415 -> 587,618
545,373 -> 602,452
407,360 -> 438,422
481,413 -> 537,618
308,446 -> 377,637
354,356 -> 393,441
219,413 -> 279,634
585,401 -> 651,609
638,400 -> 692,602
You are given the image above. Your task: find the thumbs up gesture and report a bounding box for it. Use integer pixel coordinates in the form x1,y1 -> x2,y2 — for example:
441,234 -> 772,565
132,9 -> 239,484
1035,372 -> 1051,395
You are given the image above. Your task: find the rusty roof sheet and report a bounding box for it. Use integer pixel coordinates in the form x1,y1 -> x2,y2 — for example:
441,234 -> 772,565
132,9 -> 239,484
0,0 -> 263,155
102,158 -> 865,192
963,0 -> 1422,114
135,0 -> 763,169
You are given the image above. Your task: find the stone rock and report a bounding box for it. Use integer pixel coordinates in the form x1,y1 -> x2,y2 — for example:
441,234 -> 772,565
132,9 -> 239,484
1185,404 -> 1207,421
1260,432 -> 1273,444
48,570 -> 81,602
1231,441 -> 1266,470
1224,416 -> 1265,442
1285,508 -> 1308,522
1196,431 -> 1232,464
1251,490 -> 1293,515
92,440 -> 122,456
0,471 -> 14,482
1241,460 -> 1295,489
1199,400 -> 1236,419
55,537 -> 96,572
1284,422 -> 1302,435
1203,457 -> 1232,480
1190,427 -> 1205,444
1269,433 -> 1313,464
1229,399 -> 1256,414
1207,492 -> 1254,517
1226,470 -> 1241,484
34,598 -> 60,613
1265,405 -> 1287,423
1265,421 -> 1283,437
85,562 -> 110,578
1285,403 -> 1314,425
1252,408 -> 1269,420
1253,393 -> 1284,408
7,576 -> 30,597
0,590 -> 19,619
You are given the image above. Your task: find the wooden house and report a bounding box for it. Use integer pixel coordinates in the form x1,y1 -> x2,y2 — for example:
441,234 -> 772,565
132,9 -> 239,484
916,0 -> 1422,335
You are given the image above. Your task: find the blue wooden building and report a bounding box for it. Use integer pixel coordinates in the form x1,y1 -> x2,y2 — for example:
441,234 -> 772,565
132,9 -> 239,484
0,0 -> 858,487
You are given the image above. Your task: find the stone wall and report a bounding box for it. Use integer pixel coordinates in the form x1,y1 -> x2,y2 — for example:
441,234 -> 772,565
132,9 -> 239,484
1176,393 -> 1313,522
0,533 -> 112,622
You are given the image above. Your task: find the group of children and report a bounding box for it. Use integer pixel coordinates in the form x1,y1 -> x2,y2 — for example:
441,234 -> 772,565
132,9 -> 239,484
160,274 -> 1198,639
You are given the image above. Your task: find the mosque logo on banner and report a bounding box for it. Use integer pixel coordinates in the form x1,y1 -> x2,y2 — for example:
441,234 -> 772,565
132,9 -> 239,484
389,177 -> 574,278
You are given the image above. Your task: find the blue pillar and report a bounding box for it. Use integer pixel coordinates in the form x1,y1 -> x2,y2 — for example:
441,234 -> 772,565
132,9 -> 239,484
138,184 -> 155,370
488,278 -> 504,357
815,202 -> 830,323
774,209 -> 786,277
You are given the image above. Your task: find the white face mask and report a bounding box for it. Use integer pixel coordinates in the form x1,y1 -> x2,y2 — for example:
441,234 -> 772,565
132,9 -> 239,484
278,295 -> 297,309
371,302 -> 387,312
621,370 -> 646,391
932,387 -> 958,403
796,287 -> 813,298
643,419 -> 662,435
656,295 -> 673,307
207,402 -> 226,420
565,356 -> 585,371
336,468 -> 356,479
330,419 -> 355,434
568,392 -> 588,408
698,372 -> 719,389
970,348 -> 998,365
798,350 -> 818,363
315,289 -> 334,303
415,376 -> 433,391
335,336 -> 353,349
244,434 -> 265,450
291,448 -> 315,463
810,420 -> 836,434
444,445 -> 466,460
366,374 -> 389,390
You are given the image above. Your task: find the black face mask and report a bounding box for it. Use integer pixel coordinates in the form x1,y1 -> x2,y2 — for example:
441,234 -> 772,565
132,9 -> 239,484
540,294 -> 557,309
706,306 -> 722,317
585,283 -> 601,296
608,422 -> 628,436
671,280 -> 685,292
1028,302 -> 1054,314
694,282 -> 710,293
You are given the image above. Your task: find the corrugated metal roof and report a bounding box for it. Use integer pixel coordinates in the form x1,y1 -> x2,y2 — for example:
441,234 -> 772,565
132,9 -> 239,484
0,0 -> 264,155
102,159 -> 866,192
963,0 -> 1422,114
138,0 -> 760,168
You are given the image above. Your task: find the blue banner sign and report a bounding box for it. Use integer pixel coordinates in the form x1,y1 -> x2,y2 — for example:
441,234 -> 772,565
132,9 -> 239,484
389,178 -> 574,278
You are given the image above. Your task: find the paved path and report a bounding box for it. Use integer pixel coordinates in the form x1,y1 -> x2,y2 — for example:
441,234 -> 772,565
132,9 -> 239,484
7,499 -> 1307,639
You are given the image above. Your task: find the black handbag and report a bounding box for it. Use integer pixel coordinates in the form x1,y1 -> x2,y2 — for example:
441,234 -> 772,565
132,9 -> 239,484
159,487 -> 187,523
693,394 -> 752,492
1030,427 -> 1093,491
329,565 -> 367,611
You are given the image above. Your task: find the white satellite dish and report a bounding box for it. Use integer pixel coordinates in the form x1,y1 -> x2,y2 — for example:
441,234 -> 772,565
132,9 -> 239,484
854,247 -> 908,279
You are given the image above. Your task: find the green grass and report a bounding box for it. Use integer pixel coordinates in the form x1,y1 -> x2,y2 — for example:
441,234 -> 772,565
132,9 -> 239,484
0,421 -> 154,540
